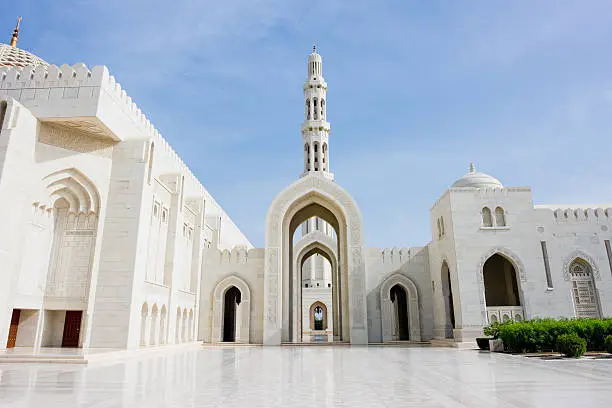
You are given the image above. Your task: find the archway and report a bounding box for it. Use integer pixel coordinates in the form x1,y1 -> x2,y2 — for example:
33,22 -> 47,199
294,237 -> 337,342
440,261 -> 455,339
140,303 -> 148,347
264,176 -> 367,345
380,274 -> 421,342
568,258 -> 600,318
223,287 -> 241,342
482,253 -> 523,323
390,284 -> 409,340
310,302 -> 328,330
211,275 -> 251,343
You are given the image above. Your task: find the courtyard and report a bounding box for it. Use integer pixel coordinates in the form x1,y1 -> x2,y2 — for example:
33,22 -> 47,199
0,346 -> 610,407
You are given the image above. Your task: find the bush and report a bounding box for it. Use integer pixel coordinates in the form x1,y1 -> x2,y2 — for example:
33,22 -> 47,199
476,337 -> 491,350
495,317 -> 612,353
604,335 -> 612,354
556,333 -> 586,358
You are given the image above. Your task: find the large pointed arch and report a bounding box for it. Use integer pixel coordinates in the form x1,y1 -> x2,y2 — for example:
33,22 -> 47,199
42,168 -> 100,214
562,250 -> 601,280
264,175 -> 366,345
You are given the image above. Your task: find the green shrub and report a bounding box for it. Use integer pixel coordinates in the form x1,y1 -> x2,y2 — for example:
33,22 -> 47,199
556,333 -> 586,357
495,317 -> 612,353
604,335 -> 612,354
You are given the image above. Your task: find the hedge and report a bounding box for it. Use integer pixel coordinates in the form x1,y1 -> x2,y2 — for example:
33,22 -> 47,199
484,318 -> 612,353
556,333 -> 587,357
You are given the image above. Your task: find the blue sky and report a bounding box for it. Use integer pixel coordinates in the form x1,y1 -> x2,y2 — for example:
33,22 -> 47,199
4,1 -> 612,248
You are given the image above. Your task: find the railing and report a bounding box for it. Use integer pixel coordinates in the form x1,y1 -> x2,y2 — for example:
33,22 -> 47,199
486,306 -> 524,324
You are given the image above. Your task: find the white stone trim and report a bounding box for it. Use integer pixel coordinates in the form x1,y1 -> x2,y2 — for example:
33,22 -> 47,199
562,250 -> 601,281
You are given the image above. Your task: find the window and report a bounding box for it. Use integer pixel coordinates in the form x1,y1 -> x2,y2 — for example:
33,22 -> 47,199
495,207 -> 506,226
482,207 -> 492,227
153,201 -> 160,218
605,240 -> 612,278
540,241 -> 553,289
188,227 -> 194,241
183,223 -> 188,237
305,284 -> 309,288
569,259 -> 600,318
328,283 -> 331,288
161,208 -> 168,223
147,142 -> 154,185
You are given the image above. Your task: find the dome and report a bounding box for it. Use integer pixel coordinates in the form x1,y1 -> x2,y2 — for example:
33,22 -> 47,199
0,43 -> 48,68
451,163 -> 503,189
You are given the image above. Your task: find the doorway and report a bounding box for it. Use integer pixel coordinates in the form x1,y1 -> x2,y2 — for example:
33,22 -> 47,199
6,309 -> 21,348
62,311 -> 82,348
390,284 -> 409,341
223,286 -> 241,342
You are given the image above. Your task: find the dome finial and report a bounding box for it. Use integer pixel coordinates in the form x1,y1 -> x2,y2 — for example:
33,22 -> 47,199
469,162 -> 475,173
9,17 -> 22,47
313,42 -> 317,53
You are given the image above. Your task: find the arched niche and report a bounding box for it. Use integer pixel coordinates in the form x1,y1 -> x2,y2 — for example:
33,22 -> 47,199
380,273 -> 421,342
264,175 -> 367,345
440,260 -> 456,339
211,275 -> 251,343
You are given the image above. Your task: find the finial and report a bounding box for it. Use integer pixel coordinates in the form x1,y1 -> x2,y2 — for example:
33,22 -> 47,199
9,17 -> 22,47
313,43 -> 317,53
469,162 -> 475,173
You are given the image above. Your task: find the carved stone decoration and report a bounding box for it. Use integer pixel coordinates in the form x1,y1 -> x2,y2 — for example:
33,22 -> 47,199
211,275 -> 251,344
379,273 -> 421,342
562,250 -> 601,281
39,123 -> 114,158
477,247 -> 527,282
266,247 -> 279,324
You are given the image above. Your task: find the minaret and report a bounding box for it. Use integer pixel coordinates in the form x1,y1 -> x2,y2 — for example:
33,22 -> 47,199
9,17 -> 22,47
301,45 -> 334,181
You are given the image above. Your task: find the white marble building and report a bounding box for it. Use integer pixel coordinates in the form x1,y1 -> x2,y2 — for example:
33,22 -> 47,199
1,23 -> 612,351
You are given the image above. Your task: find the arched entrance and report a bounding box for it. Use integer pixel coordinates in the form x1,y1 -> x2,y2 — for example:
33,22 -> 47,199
294,237 -> 337,342
440,261 -> 455,339
264,176 -> 367,345
380,274 -> 421,342
309,301 -> 328,331
390,284 -> 409,341
211,275 -> 251,343
482,253 -> 523,323
223,287 -> 241,342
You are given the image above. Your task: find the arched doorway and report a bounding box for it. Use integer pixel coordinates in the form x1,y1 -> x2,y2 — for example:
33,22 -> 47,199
309,301 -> 328,331
295,236 -> 337,342
264,177 -> 367,345
223,286 -> 241,342
390,284 -> 409,341
568,258 -> 600,318
440,261 -> 455,339
380,274 -> 421,342
482,253 -> 523,323
211,275 -> 251,343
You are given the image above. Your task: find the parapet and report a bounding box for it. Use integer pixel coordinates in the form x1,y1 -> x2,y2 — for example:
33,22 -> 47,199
536,205 -> 612,224
366,246 -> 427,265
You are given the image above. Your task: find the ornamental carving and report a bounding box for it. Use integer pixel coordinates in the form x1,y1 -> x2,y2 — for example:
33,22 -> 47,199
562,250 -> 601,281
39,123 -> 114,158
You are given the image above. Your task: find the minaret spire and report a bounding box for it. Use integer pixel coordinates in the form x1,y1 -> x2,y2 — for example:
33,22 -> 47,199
301,45 -> 334,181
9,17 -> 22,47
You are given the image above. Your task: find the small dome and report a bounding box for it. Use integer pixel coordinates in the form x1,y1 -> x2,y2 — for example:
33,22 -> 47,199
451,163 -> 503,189
0,43 -> 48,68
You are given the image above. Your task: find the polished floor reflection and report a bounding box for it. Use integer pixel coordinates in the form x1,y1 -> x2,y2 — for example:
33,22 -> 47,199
0,346 -> 611,407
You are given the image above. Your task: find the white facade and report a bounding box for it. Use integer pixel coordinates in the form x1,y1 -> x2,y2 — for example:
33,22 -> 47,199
1,39 -> 612,351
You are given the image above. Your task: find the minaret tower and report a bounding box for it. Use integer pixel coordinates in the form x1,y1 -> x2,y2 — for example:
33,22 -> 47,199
301,45 -> 333,181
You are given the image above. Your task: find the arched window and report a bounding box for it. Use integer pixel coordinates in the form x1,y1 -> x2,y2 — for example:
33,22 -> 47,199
0,100 -> 7,131
482,207 -> 492,227
436,218 -> 441,239
321,98 -> 325,119
313,98 -> 319,120
440,216 -> 445,236
569,259 -> 600,318
306,99 -> 311,120
495,207 -> 506,227
140,303 -> 149,347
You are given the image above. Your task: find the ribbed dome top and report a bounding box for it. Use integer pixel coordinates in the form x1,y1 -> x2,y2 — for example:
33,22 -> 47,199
451,163 -> 503,189
0,43 -> 48,68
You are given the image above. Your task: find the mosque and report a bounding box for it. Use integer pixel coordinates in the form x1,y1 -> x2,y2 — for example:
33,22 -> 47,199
1,19 -> 611,351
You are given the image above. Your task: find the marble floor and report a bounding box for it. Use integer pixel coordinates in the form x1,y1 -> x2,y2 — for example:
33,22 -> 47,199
0,346 -> 611,408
